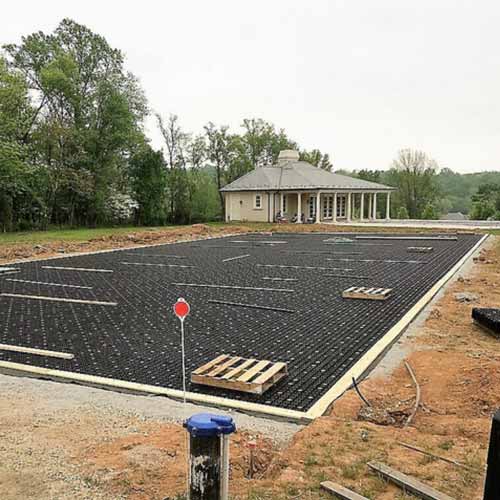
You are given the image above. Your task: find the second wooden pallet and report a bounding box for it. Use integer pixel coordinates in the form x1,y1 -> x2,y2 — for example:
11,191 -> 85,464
343,286 -> 392,301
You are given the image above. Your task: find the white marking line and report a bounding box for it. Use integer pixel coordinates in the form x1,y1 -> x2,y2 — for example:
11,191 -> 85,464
326,258 -> 425,264
0,293 -> 117,306
122,253 -> 186,259
42,266 -> 113,273
121,262 -> 194,268
230,240 -> 288,244
0,343 -> 74,360
172,283 -> 294,293
0,267 -> 19,273
222,254 -> 250,263
356,236 -> 457,241
257,264 -> 354,272
262,277 -> 299,282
6,279 -> 93,290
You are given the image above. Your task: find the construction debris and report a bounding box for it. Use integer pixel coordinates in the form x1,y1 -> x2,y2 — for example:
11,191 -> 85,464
367,461 -> 455,500
342,287 -> 392,301
407,246 -> 434,253
404,360 -> 421,427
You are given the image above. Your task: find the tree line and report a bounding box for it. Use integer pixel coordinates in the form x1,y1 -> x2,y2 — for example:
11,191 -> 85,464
0,19 -> 333,231
1,19 -> 498,232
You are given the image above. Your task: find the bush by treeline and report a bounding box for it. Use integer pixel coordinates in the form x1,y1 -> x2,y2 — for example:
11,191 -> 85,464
1,19 -> 499,232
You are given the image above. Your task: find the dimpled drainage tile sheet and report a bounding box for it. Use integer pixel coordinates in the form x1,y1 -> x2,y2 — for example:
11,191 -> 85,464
0,232 -> 483,412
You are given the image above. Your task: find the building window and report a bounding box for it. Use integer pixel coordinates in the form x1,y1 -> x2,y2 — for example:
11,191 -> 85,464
323,195 -> 333,219
282,195 -> 287,213
308,196 -> 316,219
254,194 -> 262,209
337,195 -> 346,217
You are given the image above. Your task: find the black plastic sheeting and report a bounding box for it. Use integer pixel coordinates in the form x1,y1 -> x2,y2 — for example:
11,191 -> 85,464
0,232 -> 482,411
472,308 -> 500,337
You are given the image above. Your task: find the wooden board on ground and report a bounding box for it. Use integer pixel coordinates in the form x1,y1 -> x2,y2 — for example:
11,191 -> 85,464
320,480 -> 369,499
407,246 -> 434,253
367,461 -> 455,500
342,286 -> 392,301
191,355 -> 288,394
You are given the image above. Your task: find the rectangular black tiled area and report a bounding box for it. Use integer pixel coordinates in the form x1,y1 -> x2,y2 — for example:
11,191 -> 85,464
0,232 -> 482,411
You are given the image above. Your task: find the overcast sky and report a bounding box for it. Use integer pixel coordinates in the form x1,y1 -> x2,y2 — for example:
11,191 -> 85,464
3,1 -> 499,173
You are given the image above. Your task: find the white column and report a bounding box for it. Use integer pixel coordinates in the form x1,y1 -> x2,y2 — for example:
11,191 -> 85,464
373,193 -> 378,220
360,193 -> 365,221
296,192 -> 302,223
316,191 -> 321,223
333,193 -> 337,223
280,192 -> 284,215
347,193 -> 352,222
386,192 -> 391,220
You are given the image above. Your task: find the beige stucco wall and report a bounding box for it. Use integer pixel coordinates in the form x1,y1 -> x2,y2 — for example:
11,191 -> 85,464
224,192 -> 274,222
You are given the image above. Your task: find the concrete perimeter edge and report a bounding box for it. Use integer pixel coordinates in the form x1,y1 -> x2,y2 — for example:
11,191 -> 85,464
305,233 -> 489,419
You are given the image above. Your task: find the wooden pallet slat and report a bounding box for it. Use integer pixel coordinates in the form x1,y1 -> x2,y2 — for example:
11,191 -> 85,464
191,354 -> 229,375
343,286 -> 392,301
191,355 -> 287,394
238,360 -> 271,382
253,361 -> 287,385
207,356 -> 242,377
222,358 -> 256,379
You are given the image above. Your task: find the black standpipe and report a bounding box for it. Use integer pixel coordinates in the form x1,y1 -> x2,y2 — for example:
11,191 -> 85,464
484,409 -> 500,499
184,413 -> 236,500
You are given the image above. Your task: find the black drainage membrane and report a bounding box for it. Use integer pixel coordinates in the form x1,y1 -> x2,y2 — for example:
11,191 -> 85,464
0,232 -> 483,412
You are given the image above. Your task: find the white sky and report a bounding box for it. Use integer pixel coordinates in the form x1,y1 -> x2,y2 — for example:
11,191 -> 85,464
3,0 -> 499,173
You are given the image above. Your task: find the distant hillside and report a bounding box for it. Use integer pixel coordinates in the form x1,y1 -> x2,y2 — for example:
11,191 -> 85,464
437,169 -> 500,214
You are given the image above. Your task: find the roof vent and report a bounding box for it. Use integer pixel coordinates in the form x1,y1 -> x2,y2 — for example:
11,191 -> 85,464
277,150 -> 300,166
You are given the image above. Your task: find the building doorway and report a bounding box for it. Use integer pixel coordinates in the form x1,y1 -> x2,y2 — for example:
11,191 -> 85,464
337,194 -> 347,218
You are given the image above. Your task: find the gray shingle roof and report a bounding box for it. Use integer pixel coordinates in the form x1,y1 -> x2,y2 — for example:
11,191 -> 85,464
220,161 -> 394,192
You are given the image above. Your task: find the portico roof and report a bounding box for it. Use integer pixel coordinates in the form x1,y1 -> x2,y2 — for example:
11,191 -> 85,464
220,160 -> 394,192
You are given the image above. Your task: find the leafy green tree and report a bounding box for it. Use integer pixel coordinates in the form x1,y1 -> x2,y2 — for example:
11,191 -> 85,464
204,122 -> 233,214
356,169 -> 381,183
0,56 -> 48,230
385,149 -> 440,218
422,203 -> 439,220
396,206 -> 409,219
129,146 -> 168,225
470,183 -> 500,220
241,118 -> 297,168
300,149 -> 333,171
4,18 -> 147,226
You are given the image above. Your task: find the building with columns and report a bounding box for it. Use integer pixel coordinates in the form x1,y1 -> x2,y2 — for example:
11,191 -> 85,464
221,150 -> 395,223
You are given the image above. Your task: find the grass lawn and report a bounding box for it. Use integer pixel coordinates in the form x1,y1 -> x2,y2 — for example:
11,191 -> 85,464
0,226 -> 177,246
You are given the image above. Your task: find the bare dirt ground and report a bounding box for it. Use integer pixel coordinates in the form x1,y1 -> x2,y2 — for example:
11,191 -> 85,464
0,226 -> 498,499
0,222 -> 471,265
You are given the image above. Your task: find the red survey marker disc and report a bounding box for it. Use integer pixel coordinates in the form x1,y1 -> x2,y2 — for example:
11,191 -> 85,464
173,297 -> 190,320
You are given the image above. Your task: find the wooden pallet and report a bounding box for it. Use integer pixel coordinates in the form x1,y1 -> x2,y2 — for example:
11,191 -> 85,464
342,286 -> 392,301
407,246 -> 433,253
191,354 -> 288,394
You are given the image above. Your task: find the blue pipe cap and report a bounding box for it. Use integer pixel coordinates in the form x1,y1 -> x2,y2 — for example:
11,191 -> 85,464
184,413 -> 236,438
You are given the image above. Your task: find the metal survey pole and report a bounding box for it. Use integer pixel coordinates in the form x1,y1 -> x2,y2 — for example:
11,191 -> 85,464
184,413 -> 236,500
484,409 -> 500,499
173,297 -> 190,403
